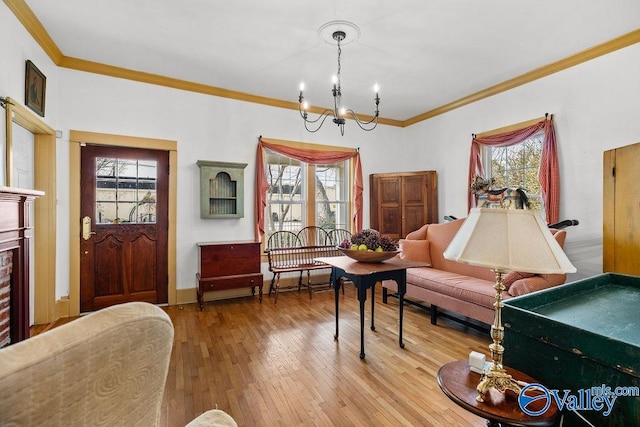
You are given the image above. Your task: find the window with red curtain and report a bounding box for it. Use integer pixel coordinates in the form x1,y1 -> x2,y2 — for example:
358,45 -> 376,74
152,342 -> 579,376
263,151 -> 349,237
255,137 -> 363,242
468,115 -> 560,224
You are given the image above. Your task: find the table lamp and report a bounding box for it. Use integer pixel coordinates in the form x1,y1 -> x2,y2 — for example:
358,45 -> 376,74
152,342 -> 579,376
443,208 -> 576,403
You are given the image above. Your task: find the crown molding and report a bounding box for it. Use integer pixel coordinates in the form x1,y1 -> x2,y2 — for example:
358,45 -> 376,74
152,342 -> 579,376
402,28 -> 640,127
3,0 -> 63,63
6,0 -> 639,127
58,57 -> 405,127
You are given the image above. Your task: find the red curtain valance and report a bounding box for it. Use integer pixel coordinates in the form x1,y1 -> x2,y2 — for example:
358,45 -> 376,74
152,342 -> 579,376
255,138 -> 363,242
468,117 -> 559,224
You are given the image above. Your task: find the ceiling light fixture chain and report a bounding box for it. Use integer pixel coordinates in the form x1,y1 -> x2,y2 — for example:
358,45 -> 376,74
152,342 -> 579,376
298,23 -> 380,136
336,31 -> 342,93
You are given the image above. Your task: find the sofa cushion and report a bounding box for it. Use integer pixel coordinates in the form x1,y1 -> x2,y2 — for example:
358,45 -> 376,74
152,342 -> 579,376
503,270 -> 536,288
406,267 -> 501,308
405,224 -> 429,240
399,239 -> 432,266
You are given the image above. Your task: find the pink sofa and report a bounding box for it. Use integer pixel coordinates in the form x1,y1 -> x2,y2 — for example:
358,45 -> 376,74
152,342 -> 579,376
381,219 -> 568,326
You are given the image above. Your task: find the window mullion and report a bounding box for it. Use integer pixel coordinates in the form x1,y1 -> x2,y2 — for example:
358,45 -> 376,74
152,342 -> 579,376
306,163 -> 315,226
480,145 -> 492,180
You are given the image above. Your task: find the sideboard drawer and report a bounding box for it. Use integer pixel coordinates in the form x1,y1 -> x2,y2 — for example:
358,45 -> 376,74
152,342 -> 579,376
198,273 -> 263,292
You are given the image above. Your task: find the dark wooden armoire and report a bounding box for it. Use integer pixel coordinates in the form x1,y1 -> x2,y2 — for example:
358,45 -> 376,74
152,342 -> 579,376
369,171 -> 438,239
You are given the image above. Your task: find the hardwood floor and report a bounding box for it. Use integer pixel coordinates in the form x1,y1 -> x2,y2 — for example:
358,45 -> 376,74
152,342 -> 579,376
160,284 -> 491,426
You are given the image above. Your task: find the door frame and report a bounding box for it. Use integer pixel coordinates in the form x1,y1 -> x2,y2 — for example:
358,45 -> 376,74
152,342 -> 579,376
4,97 -> 57,325
69,130 -> 177,316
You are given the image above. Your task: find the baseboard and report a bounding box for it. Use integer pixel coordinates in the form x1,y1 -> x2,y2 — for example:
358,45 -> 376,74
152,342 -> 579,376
176,273 -> 332,306
55,297 -> 70,319
176,287 -> 254,305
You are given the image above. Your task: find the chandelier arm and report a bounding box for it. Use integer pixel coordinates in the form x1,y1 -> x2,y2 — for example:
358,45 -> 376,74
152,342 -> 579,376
299,105 -> 338,124
353,118 -> 378,131
304,111 -> 334,133
344,109 -> 379,131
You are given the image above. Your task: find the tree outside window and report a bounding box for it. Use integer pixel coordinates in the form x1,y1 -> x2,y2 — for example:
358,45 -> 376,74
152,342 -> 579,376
266,152 -> 304,234
488,132 -> 544,211
315,162 -> 348,231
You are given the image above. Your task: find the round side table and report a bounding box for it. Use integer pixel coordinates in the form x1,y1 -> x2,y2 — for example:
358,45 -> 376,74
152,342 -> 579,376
437,360 -> 559,427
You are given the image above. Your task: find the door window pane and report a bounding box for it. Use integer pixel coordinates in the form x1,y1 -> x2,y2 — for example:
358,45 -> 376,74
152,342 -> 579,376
96,157 -> 157,224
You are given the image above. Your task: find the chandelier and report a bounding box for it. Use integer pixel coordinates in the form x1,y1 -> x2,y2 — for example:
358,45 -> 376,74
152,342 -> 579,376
298,22 -> 380,136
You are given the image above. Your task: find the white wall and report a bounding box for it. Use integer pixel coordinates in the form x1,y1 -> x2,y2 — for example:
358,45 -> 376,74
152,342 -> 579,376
3,3 -> 639,299
0,4 -> 64,298
405,43 -> 640,280
1,0 -> 418,299
0,6 -> 60,128
55,68 -> 414,295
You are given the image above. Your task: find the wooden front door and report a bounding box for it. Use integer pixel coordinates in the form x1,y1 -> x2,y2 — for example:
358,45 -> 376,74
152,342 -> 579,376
80,144 -> 169,312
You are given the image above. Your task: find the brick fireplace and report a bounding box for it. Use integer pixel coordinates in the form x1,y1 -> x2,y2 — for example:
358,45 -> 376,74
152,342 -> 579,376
0,250 -> 13,347
0,187 -> 42,347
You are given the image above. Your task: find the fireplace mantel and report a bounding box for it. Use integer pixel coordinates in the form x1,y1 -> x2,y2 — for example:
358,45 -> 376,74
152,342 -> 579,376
0,186 -> 44,346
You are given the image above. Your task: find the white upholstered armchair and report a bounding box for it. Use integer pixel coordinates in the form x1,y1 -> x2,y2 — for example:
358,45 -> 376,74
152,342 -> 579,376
0,302 -> 236,426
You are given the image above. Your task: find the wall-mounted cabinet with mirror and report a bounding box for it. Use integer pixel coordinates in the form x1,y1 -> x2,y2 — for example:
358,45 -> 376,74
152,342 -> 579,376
197,160 -> 247,219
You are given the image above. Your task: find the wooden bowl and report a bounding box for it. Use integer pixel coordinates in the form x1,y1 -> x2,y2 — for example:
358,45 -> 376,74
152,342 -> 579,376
337,247 -> 400,263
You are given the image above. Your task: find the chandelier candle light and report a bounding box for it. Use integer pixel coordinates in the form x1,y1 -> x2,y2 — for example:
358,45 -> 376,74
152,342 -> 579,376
443,208 -> 576,403
298,21 -> 380,135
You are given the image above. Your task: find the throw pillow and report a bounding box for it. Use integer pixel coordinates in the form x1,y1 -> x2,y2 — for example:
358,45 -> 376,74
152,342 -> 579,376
503,270 -> 536,288
399,239 -> 432,266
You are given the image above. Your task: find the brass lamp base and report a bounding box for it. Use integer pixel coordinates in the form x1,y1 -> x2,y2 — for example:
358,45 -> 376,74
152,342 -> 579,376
476,269 -> 522,403
476,364 -> 522,402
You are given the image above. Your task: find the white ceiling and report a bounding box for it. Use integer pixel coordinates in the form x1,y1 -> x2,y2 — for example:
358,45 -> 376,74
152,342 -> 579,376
24,0 -> 640,122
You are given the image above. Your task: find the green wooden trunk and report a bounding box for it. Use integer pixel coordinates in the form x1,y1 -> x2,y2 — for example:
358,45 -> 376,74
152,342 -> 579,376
503,273 -> 640,427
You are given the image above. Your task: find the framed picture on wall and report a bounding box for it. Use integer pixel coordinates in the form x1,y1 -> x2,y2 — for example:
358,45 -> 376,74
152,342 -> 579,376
25,60 -> 46,117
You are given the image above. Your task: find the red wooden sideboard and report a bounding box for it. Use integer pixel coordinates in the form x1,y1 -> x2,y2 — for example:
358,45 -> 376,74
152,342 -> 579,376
195,241 -> 263,310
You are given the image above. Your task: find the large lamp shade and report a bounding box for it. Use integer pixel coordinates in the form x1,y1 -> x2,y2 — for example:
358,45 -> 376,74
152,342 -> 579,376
443,208 -> 576,274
